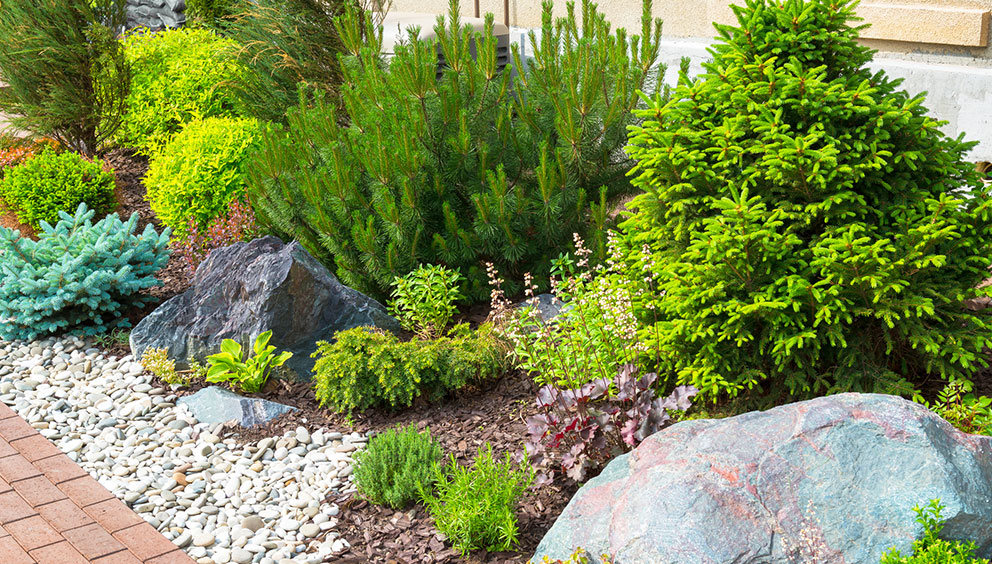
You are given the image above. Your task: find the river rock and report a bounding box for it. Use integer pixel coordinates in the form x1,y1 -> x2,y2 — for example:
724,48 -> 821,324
129,236 -> 399,379
177,386 -> 295,427
533,393 -> 992,564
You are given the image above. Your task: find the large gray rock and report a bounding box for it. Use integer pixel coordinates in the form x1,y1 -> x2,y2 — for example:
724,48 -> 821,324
131,236 -> 400,379
178,386 -> 294,427
126,0 -> 185,29
534,393 -> 992,564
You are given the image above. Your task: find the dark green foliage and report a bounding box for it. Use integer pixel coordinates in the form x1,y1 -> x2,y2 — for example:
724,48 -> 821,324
918,380 -> 992,436
880,500 -> 989,563
312,324 -> 505,412
144,117 -> 261,237
247,0 -> 664,300
0,204 -> 171,341
119,28 -> 246,155
0,0 -> 130,156
421,443 -> 533,555
187,0 -> 236,30
0,150 -> 117,229
619,0 -> 992,400
353,424 -> 443,509
224,0 -> 350,123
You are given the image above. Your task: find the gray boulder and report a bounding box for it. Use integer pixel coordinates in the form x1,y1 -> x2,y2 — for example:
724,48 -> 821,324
178,386 -> 294,427
131,236 -> 400,379
534,393 -> 992,564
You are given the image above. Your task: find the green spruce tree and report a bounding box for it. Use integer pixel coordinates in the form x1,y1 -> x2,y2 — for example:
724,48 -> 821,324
0,0 -> 129,156
619,0 -> 992,401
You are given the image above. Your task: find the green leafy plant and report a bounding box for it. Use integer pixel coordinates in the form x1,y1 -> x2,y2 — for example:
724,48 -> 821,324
144,117 -> 261,237
119,28 -> 246,154
880,499 -> 990,563
312,324 -> 505,412
618,0 -> 992,401
140,347 -> 207,386
0,204 -> 170,341
389,265 -> 464,338
0,149 -> 117,230
353,424 -> 443,509
187,0 -> 235,30
0,0 -> 129,156
205,330 -> 293,393
94,328 -> 130,349
420,443 -> 533,555
917,380 -> 992,436
528,549 -> 615,564
247,0 -> 667,300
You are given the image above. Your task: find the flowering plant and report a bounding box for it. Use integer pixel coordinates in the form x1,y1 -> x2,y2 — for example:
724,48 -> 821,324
171,198 -> 259,275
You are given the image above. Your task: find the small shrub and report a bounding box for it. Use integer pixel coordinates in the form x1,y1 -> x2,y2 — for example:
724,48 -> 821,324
171,197 -> 259,276
312,324 -> 505,412
144,117 -> 261,236
353,424 -> 443,509
525,364 -> 696,483
0,138 -> 58,177
186,0 -> 235,29
880,499 -> 989,563
421,443 -> 533,555
528,549 -> 615,564
119,28 -> 245,154
0,149 -> 116,229
205,330 -> 293,393
390,265 -> 465,339
918,380 -> 992,436
618,0 -> 992,400
0,204 -> 170,341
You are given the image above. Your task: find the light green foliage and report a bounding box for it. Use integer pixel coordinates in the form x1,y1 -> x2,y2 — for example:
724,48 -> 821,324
619,0 -> 992,400
205,330 -> 293,393
94,328 -> 130,349
247,0 -> 665,300
0,204 -> 170,341
119,28 -> 245,154
880,500 -> 989,563
353,424 -> 443,509
0,149 -> 116,230
528,548 -> 615,564
312,324 -> 505,412
0,0 -> 129,156
144,117 -> 261,236
390,265 -> 465,338
186,0 -> 235,30
917,380 -> 992,436
420,443 -> 533,555
141,347 -> 184,385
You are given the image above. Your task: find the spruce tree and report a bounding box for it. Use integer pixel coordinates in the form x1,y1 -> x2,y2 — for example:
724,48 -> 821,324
0,0 -> 129,156
619,0 -> 992,400
248,0 -> 665,299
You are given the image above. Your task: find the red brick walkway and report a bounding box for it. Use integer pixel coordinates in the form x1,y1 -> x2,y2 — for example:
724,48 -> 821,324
0,403 -> 195,563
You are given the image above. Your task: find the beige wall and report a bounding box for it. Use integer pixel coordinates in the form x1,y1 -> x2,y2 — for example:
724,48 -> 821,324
393,0 -> 992,61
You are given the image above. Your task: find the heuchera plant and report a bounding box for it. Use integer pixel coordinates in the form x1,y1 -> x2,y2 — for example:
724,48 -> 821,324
525,364 -> 696,483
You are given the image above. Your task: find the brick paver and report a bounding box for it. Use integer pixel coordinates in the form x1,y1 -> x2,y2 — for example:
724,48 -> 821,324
0,403 -> 195,563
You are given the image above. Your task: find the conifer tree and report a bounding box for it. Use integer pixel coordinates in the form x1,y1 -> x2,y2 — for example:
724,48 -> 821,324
0,0 -> 129,156
248,0 -> 666,299
619,0 -> 992,400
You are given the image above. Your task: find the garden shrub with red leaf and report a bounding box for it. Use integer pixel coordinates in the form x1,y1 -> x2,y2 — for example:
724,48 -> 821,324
171,197 -> 259,275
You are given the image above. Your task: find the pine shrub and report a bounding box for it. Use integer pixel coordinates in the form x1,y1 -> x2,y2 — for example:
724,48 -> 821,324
618,0 -> 992,400
312,324 -> 506,412
0,0 -> 130,156
119,28 -> 246,155
0,149 -> 117,229
247,0 -> 665,300
353,424 -> 443,509
0,204 -> 171,341
144,117 -> 261,237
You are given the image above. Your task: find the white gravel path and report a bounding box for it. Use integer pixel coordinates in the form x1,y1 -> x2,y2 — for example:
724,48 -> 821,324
0,335 -> 363,564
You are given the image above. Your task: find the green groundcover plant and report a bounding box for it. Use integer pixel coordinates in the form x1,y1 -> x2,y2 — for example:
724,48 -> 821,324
248,0 -> 667,300
119,28 -> 246,154
618,0 -> 992,401
353,424 -> 443,509
0,149 -> 117,229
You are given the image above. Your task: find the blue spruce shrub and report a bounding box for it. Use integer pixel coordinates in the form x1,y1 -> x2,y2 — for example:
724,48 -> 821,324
0,204 -> 171,340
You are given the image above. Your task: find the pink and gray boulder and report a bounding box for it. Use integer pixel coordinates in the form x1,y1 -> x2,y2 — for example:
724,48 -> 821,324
533,393 -> 992,564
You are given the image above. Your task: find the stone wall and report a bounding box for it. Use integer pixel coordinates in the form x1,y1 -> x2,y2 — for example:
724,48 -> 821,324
126,0 -> 187,30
